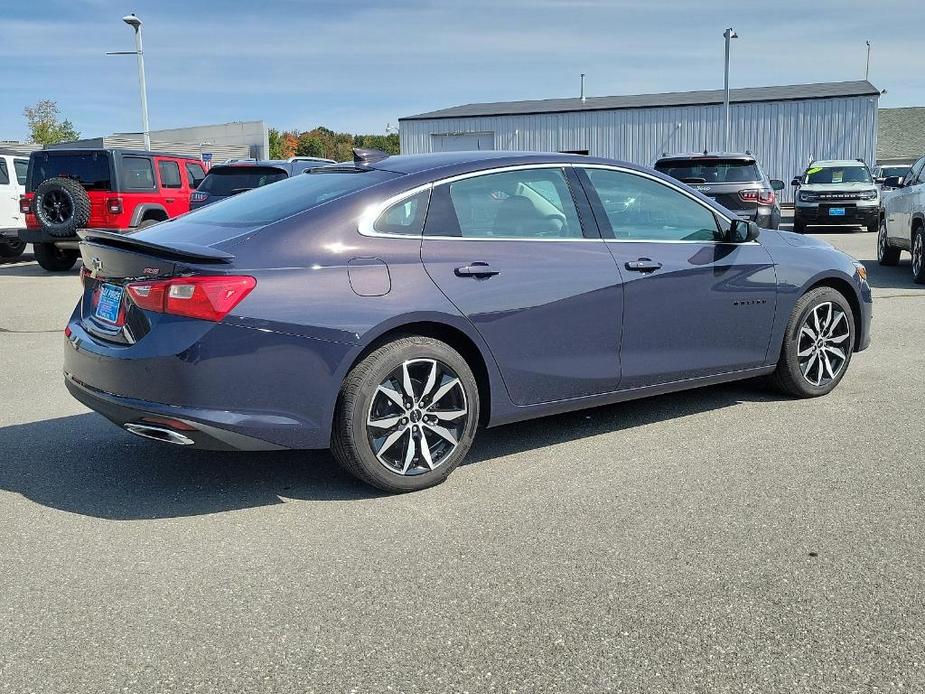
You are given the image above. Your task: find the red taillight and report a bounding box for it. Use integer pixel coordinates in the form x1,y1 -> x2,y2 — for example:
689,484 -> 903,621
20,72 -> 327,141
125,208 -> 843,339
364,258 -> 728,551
738,189 -> 776,205
190,192 -> 208,203
126,275 -> 256,322
64,325 -> 72,338
106,197 -> 123,214
19,196 -> 31,214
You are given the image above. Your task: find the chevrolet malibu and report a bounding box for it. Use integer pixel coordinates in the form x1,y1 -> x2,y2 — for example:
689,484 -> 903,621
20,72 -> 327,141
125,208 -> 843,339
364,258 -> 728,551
65,150 -> 872,492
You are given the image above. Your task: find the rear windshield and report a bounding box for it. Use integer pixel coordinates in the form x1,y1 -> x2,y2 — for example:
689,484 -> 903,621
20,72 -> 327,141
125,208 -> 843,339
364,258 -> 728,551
28,151 -> 112,191
878,166 -> 909,179
139,168 -> 400,245
198,166 -> 289,195
655,158 -> 761,184
805,165 -> 871,184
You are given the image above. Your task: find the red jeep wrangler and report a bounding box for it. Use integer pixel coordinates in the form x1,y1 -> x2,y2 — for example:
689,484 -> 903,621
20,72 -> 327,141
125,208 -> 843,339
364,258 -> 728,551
20,149 -> 207,271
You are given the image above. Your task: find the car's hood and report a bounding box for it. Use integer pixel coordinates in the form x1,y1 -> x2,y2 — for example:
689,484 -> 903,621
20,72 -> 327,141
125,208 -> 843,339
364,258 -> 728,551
761,228 -> 835,249
799,182 -> 875,192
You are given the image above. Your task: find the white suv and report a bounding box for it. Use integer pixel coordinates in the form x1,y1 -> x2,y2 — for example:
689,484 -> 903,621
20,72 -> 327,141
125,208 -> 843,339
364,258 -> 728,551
792,159 -> 880,234
879,154 -> 925,283
0,152 -> 29,259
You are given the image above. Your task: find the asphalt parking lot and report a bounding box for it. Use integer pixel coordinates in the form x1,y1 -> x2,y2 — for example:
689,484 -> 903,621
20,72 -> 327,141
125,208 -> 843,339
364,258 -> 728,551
1,228 -> 923,693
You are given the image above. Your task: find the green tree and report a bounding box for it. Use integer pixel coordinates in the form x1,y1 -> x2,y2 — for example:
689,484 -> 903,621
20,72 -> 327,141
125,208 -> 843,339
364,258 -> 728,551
296,132 -> 326,158
268,128 -> 285,159
23,99 -> 80,145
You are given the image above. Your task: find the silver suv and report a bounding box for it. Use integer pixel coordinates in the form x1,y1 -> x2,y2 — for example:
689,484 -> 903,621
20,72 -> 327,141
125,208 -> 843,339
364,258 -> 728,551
792,159 -> 879,234
878,153 -> 925,283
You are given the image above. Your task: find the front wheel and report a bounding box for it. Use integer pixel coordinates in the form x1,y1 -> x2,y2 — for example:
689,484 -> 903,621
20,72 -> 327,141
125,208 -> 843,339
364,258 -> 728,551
0,240 -> 26,258
877,218 -> 901,266
771,287 -> 855,398
792,219 -> 806,234
913,231 -> 925,285
332,336 -> 480,492
33,242 -> 78,271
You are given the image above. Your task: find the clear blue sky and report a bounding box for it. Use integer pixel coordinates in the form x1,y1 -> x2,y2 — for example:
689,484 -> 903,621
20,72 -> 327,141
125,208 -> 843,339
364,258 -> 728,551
1,0 -> 923,141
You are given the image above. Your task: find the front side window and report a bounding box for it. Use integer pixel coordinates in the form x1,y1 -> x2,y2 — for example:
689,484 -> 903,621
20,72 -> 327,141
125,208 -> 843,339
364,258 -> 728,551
905,157 -> 925,186
14,159 -> 28,185
122,157 -> 155,189
373,189 -> 430,236
445,168 -> 582,239
0,160 -> 8,186
157,160 -> 182,189
185,162 -> 206,188
804,165 -> 872,185
584,168 -> 721,242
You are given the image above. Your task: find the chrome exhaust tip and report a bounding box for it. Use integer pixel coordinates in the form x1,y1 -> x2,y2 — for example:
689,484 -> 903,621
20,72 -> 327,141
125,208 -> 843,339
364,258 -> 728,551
124,422 -> 195,446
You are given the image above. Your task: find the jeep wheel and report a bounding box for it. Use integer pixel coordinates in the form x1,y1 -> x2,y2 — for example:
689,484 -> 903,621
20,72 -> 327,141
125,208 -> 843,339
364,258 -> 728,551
0,240 -> 26,259
34,242 -> 79,272
33,177 -> 91,238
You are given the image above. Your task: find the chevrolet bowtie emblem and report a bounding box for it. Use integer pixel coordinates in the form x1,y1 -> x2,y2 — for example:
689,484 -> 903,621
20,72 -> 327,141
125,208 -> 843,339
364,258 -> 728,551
90,256 -> 103,278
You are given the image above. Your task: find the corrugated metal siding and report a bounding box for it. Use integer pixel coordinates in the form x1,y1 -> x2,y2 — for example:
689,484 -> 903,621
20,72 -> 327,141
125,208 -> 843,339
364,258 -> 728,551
101,135 -> 251,163
400,95 -> 879,203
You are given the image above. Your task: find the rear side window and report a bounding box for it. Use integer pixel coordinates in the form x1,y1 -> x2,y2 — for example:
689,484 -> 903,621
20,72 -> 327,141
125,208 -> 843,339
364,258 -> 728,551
0,161 -> 8,186
14,159 -> 28,185
150,168 -> 399,244
185,162 -> 206,188
122,157 -> 155,189
373,189 -> 430,235
655,158 -> 761,184
157,160 -> 182,188
28,151 -> 112,191
198,167 -> 288,196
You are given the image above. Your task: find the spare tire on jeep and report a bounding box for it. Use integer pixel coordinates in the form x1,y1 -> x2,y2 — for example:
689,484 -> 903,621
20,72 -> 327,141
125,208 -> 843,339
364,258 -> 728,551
33,177 -> 91,238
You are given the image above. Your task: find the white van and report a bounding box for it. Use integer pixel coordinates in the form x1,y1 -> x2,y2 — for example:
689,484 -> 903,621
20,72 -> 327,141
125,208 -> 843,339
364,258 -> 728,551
0,152 -> 30,259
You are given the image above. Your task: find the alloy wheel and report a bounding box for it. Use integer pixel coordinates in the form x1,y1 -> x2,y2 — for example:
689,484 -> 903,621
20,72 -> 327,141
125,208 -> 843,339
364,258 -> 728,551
366,358 -> 468,476
914,234 -> 923,279
797,301 -> 850,387
878,222 -> 888,262
41,190 -> 72,224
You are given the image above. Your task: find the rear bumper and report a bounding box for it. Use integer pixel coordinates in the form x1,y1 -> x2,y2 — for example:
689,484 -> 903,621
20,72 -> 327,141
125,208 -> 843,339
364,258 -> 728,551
795,206 -> 878,227
20,227 -> 124,244
0,227 -> 24,240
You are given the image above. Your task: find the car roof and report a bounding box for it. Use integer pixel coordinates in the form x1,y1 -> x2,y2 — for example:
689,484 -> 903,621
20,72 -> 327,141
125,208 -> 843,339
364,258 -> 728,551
655,152 -> 757,162
361,150 -> 633,176
32,148 -> 204,160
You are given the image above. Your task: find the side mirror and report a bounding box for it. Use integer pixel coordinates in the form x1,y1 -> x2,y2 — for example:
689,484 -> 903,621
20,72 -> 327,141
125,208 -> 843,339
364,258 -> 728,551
770,179 -> 785,192
727,219 -> 760,243
882,176 -> 903,189
790,176 -> 802,187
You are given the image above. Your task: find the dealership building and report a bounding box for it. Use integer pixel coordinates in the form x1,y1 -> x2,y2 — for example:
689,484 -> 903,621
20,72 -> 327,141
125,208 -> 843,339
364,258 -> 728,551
400,80 -> 881,202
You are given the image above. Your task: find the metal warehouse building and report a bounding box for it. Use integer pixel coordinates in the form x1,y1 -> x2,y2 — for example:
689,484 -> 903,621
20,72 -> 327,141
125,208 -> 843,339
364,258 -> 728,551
400,80 -> 881,202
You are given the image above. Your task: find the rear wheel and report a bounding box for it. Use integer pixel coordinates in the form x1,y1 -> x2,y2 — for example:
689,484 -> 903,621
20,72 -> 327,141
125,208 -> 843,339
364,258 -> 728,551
0,240 -> 26,258
332,336 -> 480,492
913,230 -> 925,285
771,287 -> 855,398
877,218 -> 901,266
33,242 -> 78,272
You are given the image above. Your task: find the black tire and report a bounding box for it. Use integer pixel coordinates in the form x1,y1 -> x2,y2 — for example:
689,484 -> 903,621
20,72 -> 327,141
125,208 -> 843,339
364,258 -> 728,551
0,240 -> 26,258
913,229 -> 925,285
331,336 -> 480,493
877,217 -> 900,266
792,219 -> 806,234
33,242 -> 79,272
33,177 -> 91,238
771,286 -> 855,398
866,220 -> 878,233
137,218 -> 159,229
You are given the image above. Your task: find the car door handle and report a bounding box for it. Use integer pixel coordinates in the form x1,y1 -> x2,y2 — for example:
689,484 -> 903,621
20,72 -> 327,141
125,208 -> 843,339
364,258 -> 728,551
165,198 -> 176,203
455,262 -> 500,278
625,259 -> 662,273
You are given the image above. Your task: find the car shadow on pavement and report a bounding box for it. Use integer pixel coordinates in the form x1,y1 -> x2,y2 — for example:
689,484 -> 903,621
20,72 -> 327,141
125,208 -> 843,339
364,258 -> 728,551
0,253 -> 82,277
0,381 -> 785,520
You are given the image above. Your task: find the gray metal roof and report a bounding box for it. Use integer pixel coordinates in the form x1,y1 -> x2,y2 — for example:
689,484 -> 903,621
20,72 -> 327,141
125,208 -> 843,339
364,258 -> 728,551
877,107 -> 925,161
401,80 -> 881,121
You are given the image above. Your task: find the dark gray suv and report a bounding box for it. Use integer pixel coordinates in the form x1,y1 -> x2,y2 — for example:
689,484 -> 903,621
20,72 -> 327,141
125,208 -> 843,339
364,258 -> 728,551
655,152 -> 784,229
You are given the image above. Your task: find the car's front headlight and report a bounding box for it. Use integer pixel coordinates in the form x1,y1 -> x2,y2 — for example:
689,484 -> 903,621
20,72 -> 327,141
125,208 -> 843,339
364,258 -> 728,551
859,189 -> 878,200
854,261 -> 868,282
799,191 -> 818,202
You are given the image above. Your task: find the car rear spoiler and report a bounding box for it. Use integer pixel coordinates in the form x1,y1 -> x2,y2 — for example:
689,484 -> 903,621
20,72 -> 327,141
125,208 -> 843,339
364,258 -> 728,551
77,229 -> 234,263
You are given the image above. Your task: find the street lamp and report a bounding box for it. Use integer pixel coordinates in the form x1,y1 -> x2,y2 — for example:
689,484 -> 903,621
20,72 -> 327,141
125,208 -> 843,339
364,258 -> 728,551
107,13 -> 151,150
723,27 -> 738,152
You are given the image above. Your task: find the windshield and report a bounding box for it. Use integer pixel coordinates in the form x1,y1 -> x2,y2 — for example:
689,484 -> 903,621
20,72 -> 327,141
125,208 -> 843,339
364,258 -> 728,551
805,165 -> 871,184
199,167 -> 289,196
139,168 -> 400,245
28,151 -> 112,191
655,158 -> 761,184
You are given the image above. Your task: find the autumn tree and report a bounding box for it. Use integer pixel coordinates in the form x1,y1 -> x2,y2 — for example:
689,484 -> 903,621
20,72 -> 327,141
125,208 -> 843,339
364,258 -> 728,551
23,99 -> 80,145
296,132 -> 326,158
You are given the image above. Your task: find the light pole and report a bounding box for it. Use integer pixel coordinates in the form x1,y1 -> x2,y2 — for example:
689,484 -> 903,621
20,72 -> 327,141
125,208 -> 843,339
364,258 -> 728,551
865,40 -> 871,80
107,14 -> 151,150
723,27 -> 738,152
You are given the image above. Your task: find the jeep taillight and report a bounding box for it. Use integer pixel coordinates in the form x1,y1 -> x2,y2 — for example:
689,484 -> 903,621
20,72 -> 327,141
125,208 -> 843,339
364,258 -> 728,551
19,196 -> 31,214
739,190 -> 776,206
106,197 -> 123,214
126,275 -> 257,322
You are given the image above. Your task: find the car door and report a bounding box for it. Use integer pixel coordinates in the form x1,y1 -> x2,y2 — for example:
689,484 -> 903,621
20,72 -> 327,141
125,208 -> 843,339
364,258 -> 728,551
577,165 -> 777,389
155,158 -> 187,218
420,165 -> 625,406
887,156 -> 925,244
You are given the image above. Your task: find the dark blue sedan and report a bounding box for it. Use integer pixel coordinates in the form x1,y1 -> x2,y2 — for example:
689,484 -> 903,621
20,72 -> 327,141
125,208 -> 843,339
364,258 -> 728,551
65,150 -> 872,492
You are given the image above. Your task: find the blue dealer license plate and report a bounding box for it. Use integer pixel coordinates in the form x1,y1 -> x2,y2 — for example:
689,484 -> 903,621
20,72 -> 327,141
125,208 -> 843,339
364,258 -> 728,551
829,207 -> 846,216
95,283 -> 124,324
